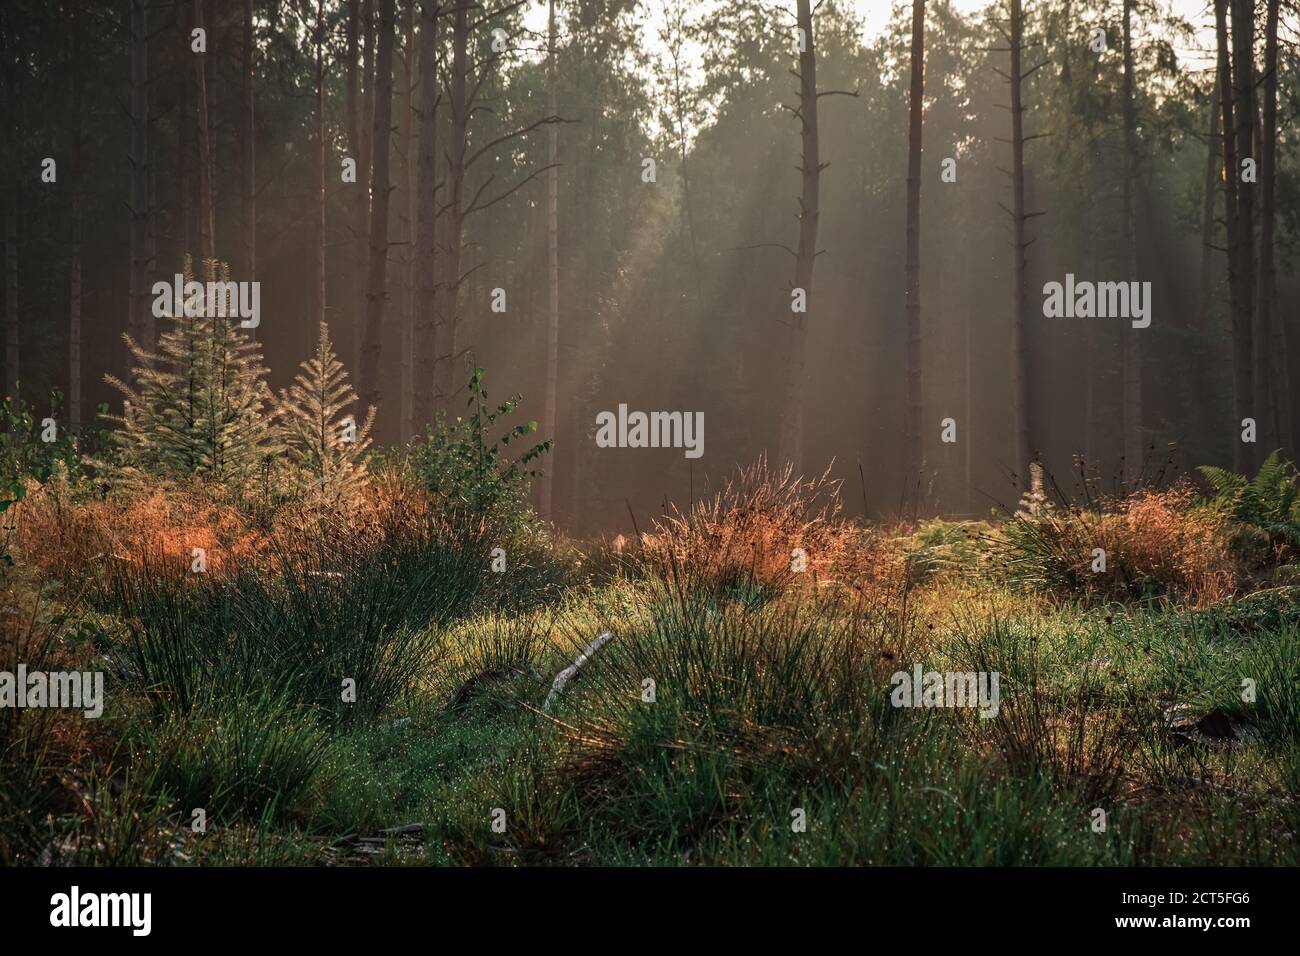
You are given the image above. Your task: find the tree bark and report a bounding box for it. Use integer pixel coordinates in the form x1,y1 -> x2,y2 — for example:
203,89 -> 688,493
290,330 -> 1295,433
193,0 -> 214,266
176,1 -> 190,266
399,0 -> 416,443
1216,0 -> 1251,471
903,0 -> 925,510
313,0 -> 327,353
0,9 -> 16,404
1232,0 -> 1263,457
70,0 -> 84,427
355,0 -> 376,371
1260,0 -> 1289,455
779,0 -> 820,475
1196,82 -> 1220,446
1008,0 -> 1031,485
540,0 -> 560,520
359,0 -> 395,412
1121,0 -> 1142,484
129,0 -> 150,352
239,0 -> 256,287
413,0 -> 439,429
437,0 -> 470,405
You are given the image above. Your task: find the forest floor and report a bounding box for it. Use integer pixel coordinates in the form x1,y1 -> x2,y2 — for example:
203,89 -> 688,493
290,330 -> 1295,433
3,460 -> 1299,866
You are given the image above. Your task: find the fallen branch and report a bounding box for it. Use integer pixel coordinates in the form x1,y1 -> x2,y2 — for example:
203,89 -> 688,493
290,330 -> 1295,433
543,631 -> 615,712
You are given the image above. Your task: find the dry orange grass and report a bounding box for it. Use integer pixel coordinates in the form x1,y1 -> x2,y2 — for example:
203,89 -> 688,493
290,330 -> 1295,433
11,480 -> 272,582
637,458 -> 906,602
1012,484 -> 1260,606
10,466 -> 460,588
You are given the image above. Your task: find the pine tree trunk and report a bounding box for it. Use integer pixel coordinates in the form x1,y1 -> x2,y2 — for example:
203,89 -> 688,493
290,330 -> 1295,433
0,10 -> 15,404
1197,83 -> 1220,449
129,0 -> 150,351
69,0 -> 83,428
1260,0 -> 1289,455
1216,0 -> 1251,472
413,0 -> 438,430
346,0 -> 371,377
780,0 -> 820,475
176,3 -> 190,265
313,0 -> 327,354
1121,0 -> 1142,484
356,0 -> 376,372
360,0 -> 394,412
1199,84 -> 1220,339
540,0 -> 560,520
239,0 -> 256,288
399,0 -> 416,443
4,203 -> 16,406
903,0 -> 925,511
1232,0 -> 1263,458
1008,0 -> 1031,485
193,0 -> 214,265
437,0 -> 469,405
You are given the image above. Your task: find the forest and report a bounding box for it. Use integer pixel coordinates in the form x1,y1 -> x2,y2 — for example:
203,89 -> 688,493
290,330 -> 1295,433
0,0 -> 1298,871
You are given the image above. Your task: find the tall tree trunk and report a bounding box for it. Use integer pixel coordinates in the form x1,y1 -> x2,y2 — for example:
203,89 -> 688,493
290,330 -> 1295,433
1199,84 -> 1221,337
193,0 -> 214,265
1121,0 -> 1142,484
69,0 -> 83,428
239,0 -> 256,287
2,11 -> 17,408
313,0 -> 327,353
355,0 -> 376,372
540,0 -> 560,520
413,0 -> 438,429
1197,83 -> 1220,448
1008,0 -> 1031,485
1216,0 -> 1251,471
0,10 -> 16,403
3,204 -> 14,406
903,0 -> 925,510
1260,0 -> 1289,455
1232,0 -> 1263,458
360,0 -> 394,412
780,0 -> 820,474
399,0 -> 416,442
129,0 -> 150,351
437,0 -> 469,404
176,1 -> 190,265
346,0 -> 370,376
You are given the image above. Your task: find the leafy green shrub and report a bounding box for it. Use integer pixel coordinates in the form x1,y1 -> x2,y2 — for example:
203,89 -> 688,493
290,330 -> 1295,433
405,366 -> 550,536
900,519 -> 991,580
1,391 -> 104,544
1199,450 -> 1300,548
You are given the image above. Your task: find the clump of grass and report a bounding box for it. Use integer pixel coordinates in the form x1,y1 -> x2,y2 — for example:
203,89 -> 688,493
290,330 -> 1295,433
49,767 -> 178,867
1001,483 -> 1252,606
133,687 -> 332,825
638,457 -> 871,602
535,578 -> 915,855
0,575 -> 103,865
949,610 -> 1140,802
103,513 -> 483,724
